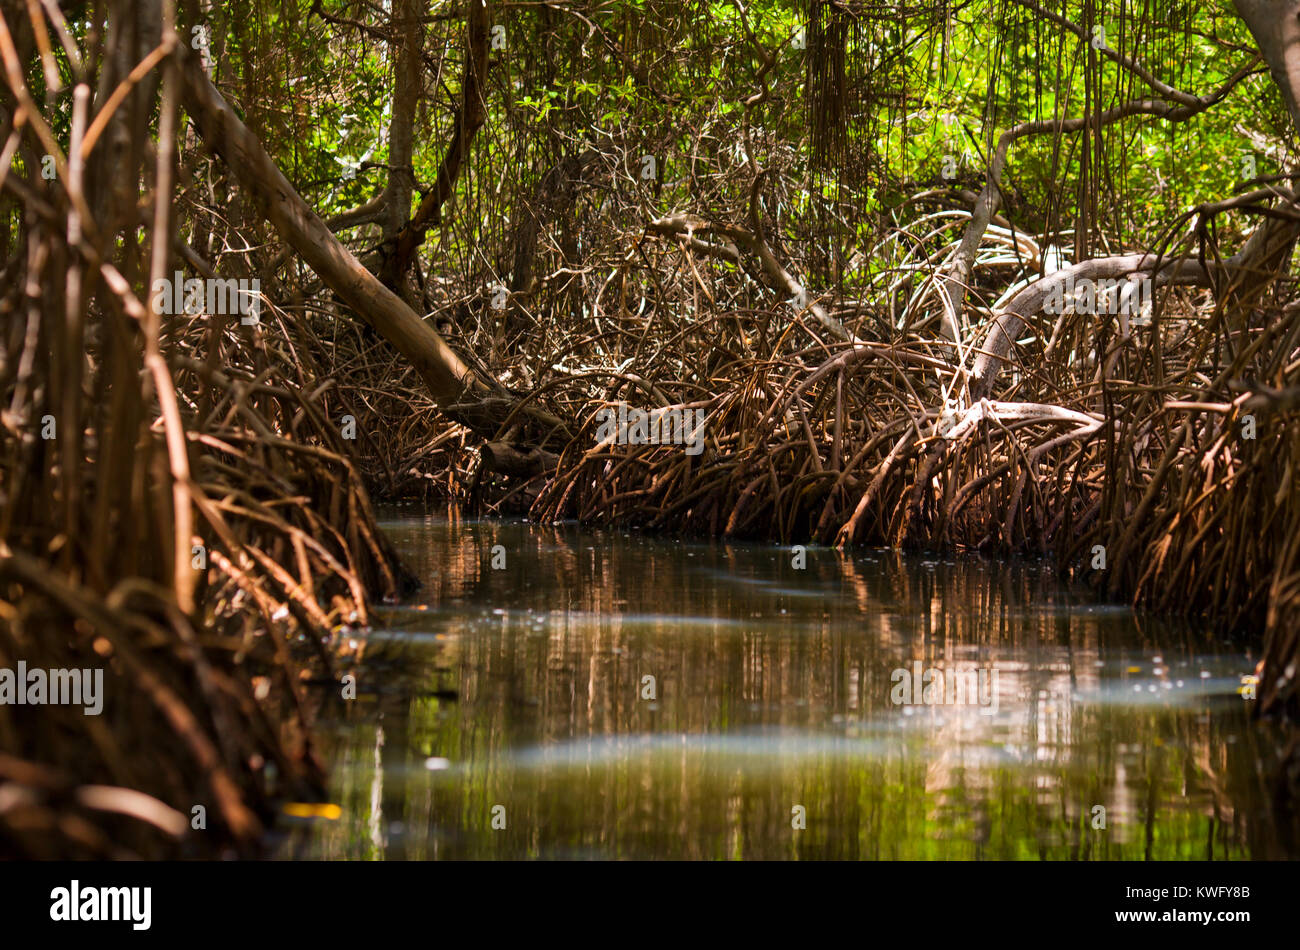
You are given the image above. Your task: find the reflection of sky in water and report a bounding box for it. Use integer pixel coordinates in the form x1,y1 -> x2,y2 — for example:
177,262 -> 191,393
278,514 -> 1297,860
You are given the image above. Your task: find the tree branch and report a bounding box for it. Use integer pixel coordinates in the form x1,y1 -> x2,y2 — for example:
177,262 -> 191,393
379,0 -> 490,288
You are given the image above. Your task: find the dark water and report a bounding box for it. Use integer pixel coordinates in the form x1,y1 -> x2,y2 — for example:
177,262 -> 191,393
278,512 -> 1299,859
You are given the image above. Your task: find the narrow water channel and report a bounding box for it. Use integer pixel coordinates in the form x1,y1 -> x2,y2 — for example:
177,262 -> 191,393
279,512 -> 1298,859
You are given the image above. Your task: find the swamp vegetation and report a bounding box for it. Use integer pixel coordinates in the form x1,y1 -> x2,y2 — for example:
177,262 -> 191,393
1,0 -> 1299,858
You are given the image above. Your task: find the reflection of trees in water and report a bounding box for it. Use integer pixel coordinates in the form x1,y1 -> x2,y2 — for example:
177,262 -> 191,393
297,520 -> 1296,859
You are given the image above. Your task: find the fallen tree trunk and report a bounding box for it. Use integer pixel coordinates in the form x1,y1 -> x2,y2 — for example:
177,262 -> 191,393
177,44 -> 567,441
965,201 -> 1300,402
480,441 -> 560,478
966,252 -> 1210,400
179,56 -> 475,402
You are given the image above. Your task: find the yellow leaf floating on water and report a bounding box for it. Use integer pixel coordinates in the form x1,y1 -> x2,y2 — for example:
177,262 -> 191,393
282,802 -> 342,820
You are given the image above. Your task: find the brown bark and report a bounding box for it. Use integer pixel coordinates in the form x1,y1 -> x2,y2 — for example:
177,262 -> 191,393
480,442 -> 560,478
1234,0 -> 1300,132
383,0 -> 421,243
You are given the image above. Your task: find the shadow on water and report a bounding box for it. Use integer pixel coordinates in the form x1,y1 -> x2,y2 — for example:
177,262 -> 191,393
277,510 -> 1300,859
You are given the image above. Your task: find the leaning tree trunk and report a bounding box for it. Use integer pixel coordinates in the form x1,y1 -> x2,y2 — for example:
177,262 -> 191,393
1234,0 -> 1300,131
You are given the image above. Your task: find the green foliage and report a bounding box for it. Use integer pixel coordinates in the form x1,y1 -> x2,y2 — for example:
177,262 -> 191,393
171,1 -> 1295,285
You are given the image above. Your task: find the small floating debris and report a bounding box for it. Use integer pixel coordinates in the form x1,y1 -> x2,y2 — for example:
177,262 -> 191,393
282,802 -> 342,820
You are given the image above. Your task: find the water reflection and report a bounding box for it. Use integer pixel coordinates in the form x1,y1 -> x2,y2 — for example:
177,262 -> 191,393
280,511 -> 1299,859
